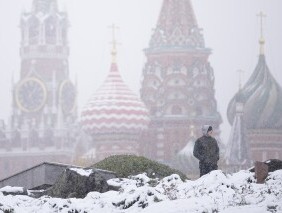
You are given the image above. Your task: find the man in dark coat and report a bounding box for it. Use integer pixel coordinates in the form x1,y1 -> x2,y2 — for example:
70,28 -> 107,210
193,125 -> 219,177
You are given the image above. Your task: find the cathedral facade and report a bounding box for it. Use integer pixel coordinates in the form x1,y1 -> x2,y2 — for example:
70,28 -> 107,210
0,0 -> 78,179
140,0 -> 222,168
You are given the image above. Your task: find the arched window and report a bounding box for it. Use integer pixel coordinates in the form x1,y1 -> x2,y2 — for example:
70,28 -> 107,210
29,17 -> 40,44
45,17 -> 57,44
60,19 -> 68,44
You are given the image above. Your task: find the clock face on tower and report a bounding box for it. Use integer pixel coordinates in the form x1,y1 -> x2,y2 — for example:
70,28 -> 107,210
59,80 -> 76,113
16,77 -> 47,112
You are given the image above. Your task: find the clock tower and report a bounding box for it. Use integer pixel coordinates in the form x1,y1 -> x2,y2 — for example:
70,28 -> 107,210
0,0 -> 77,179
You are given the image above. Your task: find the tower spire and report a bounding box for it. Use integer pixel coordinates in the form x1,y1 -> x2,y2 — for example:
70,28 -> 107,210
149,0 -> 204,49
109,24 -> 119,63
257,11 -> 266,55
32,0 -> 58,13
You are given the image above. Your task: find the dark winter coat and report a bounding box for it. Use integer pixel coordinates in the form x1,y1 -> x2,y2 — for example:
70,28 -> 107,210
193,135 -> 219,164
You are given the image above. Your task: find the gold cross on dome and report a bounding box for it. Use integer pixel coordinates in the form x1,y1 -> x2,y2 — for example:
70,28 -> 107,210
108,24 -> 121,62
257,11 -> 266,54
257,11 -> 266,39
237,69 -> 245,90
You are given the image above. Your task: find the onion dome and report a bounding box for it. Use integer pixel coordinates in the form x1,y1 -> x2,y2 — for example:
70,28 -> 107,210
174,126 -> 198,173
227,38 -> 282,129
80,49 -> 150,135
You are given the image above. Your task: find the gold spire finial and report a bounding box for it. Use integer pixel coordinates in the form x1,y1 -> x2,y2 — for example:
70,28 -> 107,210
257,11 -> 266,55
108,24 -> 120,63
237,69 -> 245,90
190,125 -> 195,137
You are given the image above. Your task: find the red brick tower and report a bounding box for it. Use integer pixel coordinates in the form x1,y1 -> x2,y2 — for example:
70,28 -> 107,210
140,0 -> 222,165
0,0 -> 77,179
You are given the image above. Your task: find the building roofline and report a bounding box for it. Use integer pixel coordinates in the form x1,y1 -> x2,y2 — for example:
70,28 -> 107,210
0,162 -> 81,182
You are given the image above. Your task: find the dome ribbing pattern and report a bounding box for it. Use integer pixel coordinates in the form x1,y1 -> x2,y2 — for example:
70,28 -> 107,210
81,63 -> 150,135
227,55 -> 282,129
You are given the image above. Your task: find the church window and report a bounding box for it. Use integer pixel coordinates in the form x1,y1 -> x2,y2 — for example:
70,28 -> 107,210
60,19 -> 68,44
45,17 -> 57,44
173,64 -> 180,72
29,17 -> 40,44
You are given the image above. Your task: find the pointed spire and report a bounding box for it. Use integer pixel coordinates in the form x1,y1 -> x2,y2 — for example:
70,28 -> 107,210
157,0 -> 198,29
257,11 -> 266,55
32,0 -> 58,13
149,0 -> 204,49
226,100 -> 251,169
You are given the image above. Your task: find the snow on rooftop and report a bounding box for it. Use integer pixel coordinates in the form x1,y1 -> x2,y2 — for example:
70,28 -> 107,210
0,186 -> 24,193
70,168 -> 93,177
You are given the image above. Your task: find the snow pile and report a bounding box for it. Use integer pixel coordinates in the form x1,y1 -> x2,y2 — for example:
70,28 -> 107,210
69,168 -> 93,177
0,186 -> 24,193
0,170 -> 282,212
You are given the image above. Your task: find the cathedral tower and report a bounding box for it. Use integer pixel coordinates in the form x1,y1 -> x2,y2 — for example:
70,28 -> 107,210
227,12 -> 282,162
140,0 -> 222,165
80,26 -> 150,162
0,0 -> 77,179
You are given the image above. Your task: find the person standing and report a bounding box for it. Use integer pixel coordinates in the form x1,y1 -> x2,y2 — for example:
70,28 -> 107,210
193,125 -> 219,177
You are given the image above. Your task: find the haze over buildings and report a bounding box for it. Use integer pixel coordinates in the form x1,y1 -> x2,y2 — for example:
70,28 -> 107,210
0,0 -> 281,180
0,0 -> 281,143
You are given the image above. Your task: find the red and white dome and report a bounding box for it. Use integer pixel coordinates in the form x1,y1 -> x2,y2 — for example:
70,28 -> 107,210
81,62 -> 150,135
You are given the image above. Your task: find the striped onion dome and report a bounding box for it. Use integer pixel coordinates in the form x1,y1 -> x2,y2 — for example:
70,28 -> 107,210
227,54 -> 282,129
80,62 -> 150,135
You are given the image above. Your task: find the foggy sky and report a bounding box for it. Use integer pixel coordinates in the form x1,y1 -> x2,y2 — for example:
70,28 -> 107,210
0,0 -> 281,143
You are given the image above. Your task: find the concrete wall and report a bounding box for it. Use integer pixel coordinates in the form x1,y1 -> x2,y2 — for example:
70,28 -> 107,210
0,163 -> 68,190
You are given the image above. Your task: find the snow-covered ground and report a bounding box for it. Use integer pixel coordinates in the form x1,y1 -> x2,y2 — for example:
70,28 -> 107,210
0,170 -> 282,213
